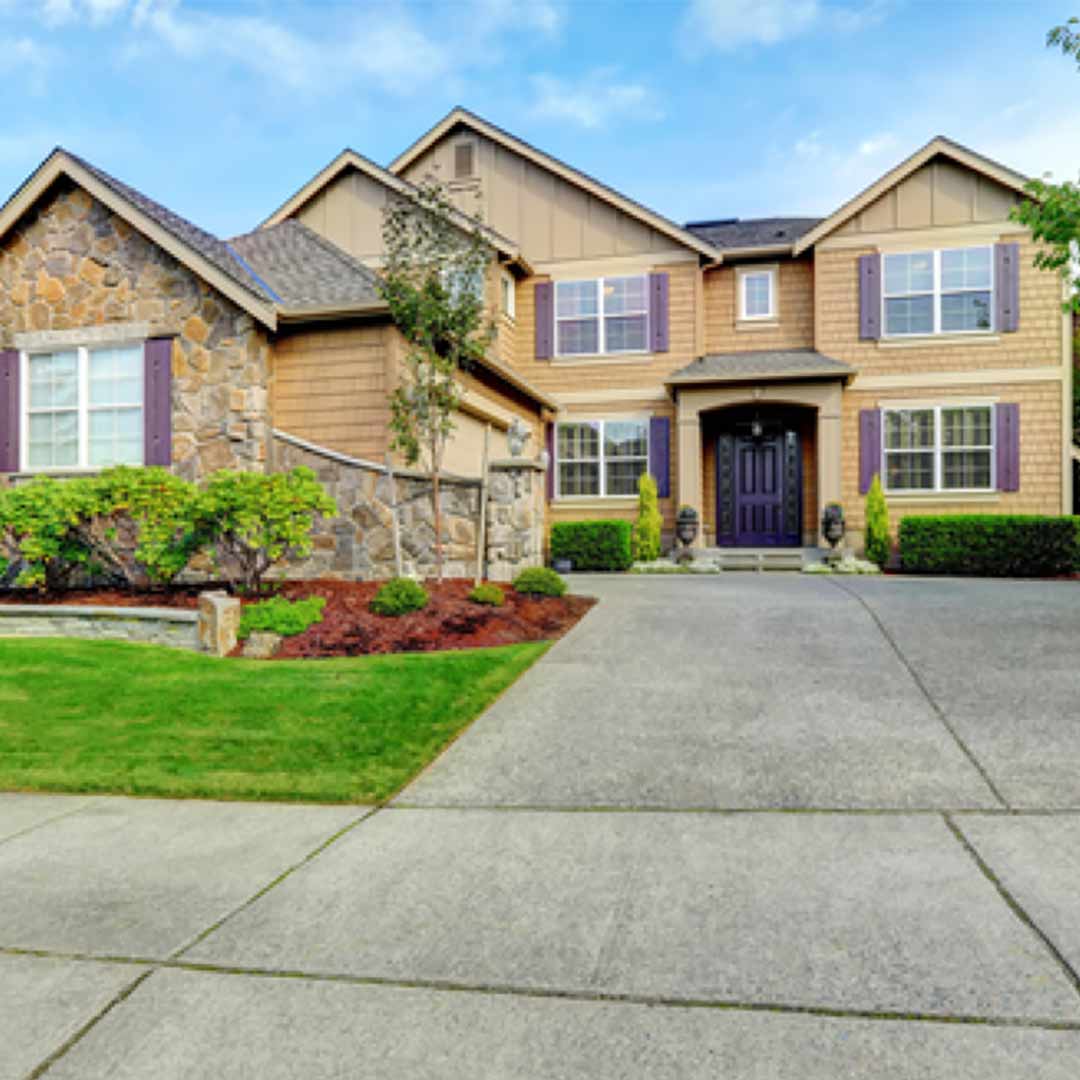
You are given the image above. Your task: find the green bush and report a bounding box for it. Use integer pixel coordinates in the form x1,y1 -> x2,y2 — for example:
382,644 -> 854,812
512,566 -> 567,597
899,515 -> 1080,577
238,595 -> 327,640
468,582 -> 505,606
198,467 -> 337,594
864,474 -> 891,568
632,473 -> 662,562
550,519 -> 633,571
0,477 -> 89,589
370,576 -> 429,616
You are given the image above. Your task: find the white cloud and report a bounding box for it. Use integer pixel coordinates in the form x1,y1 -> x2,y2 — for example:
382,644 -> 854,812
474,0 -> 563,36
530,70 -> 660,130
795,130 -> 824,159
40,0 -> 127,25
8,36 -> 52,93
857,132 -> 896,157
681,0 -> 820,52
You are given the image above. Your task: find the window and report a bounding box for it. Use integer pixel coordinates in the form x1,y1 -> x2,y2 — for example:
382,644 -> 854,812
453,142 -> 475,180
500,271 -> 516,319
739,267 -> 776,320
556,418 -> 648,497
883,404 -> 994,493
883,247 -> 993,337
23,344 -> 143,471
554,276 -> 648,357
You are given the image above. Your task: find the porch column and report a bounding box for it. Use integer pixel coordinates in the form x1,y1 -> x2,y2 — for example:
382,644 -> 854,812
676,399 -> 703,530
816,386 -> 843,544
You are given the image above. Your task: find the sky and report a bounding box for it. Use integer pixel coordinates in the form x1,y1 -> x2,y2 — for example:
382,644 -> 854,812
2,0 -> 1078,239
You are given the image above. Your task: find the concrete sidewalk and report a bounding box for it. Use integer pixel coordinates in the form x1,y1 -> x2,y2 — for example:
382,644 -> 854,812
3,576 -> 1080,1077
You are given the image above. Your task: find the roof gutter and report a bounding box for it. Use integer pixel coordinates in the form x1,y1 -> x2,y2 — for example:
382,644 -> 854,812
276,301 -> 391,323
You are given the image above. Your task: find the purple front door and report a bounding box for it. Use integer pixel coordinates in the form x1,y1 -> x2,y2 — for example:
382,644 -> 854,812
731,431 -> 801,546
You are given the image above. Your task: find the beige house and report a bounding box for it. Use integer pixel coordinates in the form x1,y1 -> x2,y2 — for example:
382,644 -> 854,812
0,110 -> 1072,560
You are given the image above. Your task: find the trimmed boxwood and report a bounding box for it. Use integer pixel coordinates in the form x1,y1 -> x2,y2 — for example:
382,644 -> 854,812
512,566 -> 567,597
370,577 -> 429,616
899,515 -> 1080,577
550,520 -> 633,572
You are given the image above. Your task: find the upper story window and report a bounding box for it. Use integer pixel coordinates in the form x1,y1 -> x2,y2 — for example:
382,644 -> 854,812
24,344 -> 144,470
882,404 -> 994,492
555,275 -> 648,357
555,418 -> 648,498
739,267 -> 777,320
500,270 -> 516,319
883,246 -> 993,337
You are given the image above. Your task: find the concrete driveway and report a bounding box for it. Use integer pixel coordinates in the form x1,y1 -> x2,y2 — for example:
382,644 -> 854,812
3,575 -> 1080,1077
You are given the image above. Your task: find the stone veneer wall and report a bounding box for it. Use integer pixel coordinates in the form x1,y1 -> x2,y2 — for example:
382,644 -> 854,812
0,605 -> 199,649
272,431 -> 545,582
0,179 -> 272,480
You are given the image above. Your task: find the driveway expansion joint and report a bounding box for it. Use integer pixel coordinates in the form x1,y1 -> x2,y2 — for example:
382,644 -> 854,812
827,578 -> 1010,810
0,797 -> 102,850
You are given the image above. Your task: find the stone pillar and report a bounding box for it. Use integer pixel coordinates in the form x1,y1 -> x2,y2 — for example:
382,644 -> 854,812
485,459 -> 546,581
197,591 -> 241,656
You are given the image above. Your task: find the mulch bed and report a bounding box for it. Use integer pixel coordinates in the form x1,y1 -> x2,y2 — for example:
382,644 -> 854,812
0,579 -> 595,658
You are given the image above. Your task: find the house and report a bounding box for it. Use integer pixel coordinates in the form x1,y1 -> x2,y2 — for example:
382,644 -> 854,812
0,109 -> 1072,568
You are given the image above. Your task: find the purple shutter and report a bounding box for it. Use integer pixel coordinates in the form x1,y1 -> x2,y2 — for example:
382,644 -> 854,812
859,408 -> 882,494
143,337 -> 173,467
996,403 -> 1020,492
545,423 -> 555,500
0,349 -> 18,473
648,416 -> 671,498
648,272 -> 669,353
858,254 -> 882,340
535,282 -> 554,360
994,243 -> 1020,333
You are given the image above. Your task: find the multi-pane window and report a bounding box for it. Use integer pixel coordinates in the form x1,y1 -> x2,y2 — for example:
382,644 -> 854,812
556,419 -> 648,497
883,405 -> 994,492
740,268 -> 775,319
555,276 -> 648,356
883,246 -> 993,337
24,344 -> 143,471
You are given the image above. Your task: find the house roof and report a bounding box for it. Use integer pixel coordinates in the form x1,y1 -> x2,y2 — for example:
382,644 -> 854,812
258,146 -> 523,264
666,349 -> 854,386
793,136 -> 1032,255
389,107 -> 722,261
229,219 -> 384,317
684,217 -> 822,256
0,149 -> 281,328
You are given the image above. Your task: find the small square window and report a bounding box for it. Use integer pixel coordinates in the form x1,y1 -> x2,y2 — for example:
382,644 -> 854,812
739,268 -> 776,320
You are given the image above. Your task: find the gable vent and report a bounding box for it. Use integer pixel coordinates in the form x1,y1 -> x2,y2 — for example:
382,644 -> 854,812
454,142 -> 475,180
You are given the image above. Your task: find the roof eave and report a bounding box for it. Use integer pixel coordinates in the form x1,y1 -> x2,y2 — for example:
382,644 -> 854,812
276,301 -> 390,323
666,368 -> 854,387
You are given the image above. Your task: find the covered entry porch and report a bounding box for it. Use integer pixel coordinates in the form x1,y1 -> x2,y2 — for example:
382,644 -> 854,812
667,350 -> 853,548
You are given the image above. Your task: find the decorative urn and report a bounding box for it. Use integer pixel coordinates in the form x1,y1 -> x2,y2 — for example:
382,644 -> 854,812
822,503 -> 845,550
674,505 -> 699,561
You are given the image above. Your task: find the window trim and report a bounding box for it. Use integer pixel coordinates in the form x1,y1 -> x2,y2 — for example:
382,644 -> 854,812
880,402 -> 996,495
737,265 -> 778,322
881,246 -> 995,339
554,416 -> 650,500
553,275 -> 650,358
500,270 -> 516,320
20,341 -> 145,474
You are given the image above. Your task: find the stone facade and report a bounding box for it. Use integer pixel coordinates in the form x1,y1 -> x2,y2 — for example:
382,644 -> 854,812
0,179 -> 272,480
272,432 -> 544,582
0,604 -> 199,649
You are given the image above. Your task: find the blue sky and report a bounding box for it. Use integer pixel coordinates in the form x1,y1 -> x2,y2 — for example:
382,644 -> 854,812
2,1 -> 1078,239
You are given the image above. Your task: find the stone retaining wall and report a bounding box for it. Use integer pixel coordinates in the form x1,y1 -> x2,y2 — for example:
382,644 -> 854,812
0,605 -> 199,650
272,431 -> 545,582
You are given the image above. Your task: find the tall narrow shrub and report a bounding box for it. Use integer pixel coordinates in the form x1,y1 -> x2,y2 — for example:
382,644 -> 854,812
632,472 -> 662,562
864,473 -> 891,567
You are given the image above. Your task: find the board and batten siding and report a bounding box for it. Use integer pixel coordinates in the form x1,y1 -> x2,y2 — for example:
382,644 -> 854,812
293,165 -> 394,265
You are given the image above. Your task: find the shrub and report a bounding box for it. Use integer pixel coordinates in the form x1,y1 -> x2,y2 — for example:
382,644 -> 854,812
468,582 -> 505,606
864,474 -> 891,568
550,520 -> 633,571
899,515 -> 1080,577
632,473 -> 662,562
0,477 -> 89,589
370,576 -> 429,616
238,595 -> 327,640
75,466 -> 202,587
512,566 -> 567,597
198,467 -> 337,594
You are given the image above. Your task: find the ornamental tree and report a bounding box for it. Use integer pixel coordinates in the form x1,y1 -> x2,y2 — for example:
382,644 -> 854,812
378,179 -> 496,579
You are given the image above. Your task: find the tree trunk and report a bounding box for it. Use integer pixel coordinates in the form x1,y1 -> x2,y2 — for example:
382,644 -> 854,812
432,469 -> 443,581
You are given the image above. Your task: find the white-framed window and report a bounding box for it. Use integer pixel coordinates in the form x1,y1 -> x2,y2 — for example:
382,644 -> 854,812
556,418 -> 648,498
883,246 -> 993,337
882,404 -> 994,493
500,270 -> 516,319
738,267 -> 777,320
554,275 -> 649,357
22,344 -> 144,471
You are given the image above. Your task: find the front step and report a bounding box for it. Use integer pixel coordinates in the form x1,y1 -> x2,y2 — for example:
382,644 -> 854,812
695,547 -> 819,572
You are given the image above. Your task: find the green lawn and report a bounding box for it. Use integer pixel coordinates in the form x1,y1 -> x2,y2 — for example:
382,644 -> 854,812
0,638 -> 548,803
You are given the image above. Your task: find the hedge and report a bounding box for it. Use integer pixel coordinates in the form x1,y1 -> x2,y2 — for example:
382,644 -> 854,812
550,519 -> 633,571
898,515 -> 1080,577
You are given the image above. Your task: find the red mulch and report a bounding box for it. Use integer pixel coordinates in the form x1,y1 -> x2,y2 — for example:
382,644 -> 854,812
0,579 -> 595,658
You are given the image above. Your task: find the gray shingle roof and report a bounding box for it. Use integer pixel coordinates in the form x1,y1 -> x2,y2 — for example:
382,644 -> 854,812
229,220 -> 383,312
684,217 -> 822,251
667,349 -> 853,384
64,150 -> 275,304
